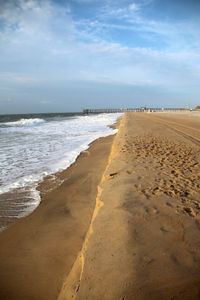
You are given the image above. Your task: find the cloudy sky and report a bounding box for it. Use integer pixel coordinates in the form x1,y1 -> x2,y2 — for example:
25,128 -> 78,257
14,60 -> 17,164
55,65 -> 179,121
0,0 -> 200,113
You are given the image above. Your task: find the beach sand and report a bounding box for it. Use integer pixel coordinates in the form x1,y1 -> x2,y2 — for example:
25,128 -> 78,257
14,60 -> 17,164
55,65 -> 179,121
1,112 -> 200,299
0,135 -> 114,300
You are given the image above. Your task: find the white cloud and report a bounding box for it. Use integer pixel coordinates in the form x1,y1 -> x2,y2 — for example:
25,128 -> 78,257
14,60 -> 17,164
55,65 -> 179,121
0,0 -> 200,109
0,0 -> 73,43
129,2 -> 140,12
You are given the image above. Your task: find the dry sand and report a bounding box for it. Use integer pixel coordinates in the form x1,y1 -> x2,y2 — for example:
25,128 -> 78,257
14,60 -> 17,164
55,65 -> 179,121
1,112 -> 200,300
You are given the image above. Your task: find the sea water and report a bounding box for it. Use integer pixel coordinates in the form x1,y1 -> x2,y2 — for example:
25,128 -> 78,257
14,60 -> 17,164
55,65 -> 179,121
0,112 -> 122,229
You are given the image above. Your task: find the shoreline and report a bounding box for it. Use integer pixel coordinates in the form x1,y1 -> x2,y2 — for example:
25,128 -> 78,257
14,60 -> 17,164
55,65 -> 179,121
1,111 -> 200,299
0,133 -> 115,300
0,120 -> 119,232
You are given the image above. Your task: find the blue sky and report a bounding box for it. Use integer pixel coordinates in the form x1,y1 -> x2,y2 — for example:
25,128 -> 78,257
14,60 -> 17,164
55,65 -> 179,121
0,0 -> 200,113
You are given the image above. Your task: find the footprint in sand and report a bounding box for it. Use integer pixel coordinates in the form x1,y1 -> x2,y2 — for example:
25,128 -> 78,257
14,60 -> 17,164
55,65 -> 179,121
160,226 -> 169,233
152,187 -> 161,194
126,170 -> 132,175
183,206 -> 196,217
166,201 -> 174,207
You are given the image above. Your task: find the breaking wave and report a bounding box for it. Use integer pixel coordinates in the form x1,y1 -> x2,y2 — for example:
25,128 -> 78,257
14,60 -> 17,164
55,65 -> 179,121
3,118 -> 45,127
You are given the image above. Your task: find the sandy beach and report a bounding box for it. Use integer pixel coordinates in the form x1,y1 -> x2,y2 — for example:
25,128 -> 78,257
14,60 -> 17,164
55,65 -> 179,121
1,112 -> 200,299
0,135 -> 114,300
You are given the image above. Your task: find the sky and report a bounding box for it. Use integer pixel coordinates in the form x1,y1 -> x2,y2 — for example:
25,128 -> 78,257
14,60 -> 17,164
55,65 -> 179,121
0,0 -> 200,113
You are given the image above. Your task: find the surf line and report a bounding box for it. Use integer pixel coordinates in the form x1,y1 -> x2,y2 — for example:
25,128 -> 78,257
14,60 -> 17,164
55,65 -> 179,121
57,118 -> 122,300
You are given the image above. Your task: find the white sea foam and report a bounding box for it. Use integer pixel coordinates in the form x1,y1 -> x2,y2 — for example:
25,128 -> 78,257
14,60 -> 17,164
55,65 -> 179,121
4,118 -> 45,127
0,113 -> 122,200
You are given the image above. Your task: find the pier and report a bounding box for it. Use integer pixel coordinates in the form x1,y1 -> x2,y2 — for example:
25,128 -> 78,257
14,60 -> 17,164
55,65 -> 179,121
83,108 -> 188,114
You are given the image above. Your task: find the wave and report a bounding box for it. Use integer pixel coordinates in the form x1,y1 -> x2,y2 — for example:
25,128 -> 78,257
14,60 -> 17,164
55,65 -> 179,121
3,118 -> 45,127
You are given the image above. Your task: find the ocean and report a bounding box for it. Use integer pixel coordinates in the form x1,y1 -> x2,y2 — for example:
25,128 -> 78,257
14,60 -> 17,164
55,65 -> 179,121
0,112 -> 121,230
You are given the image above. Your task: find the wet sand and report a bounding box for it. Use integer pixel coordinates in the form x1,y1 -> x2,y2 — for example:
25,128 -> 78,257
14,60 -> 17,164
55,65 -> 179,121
0,135 -> 114,300
1,112 -> 200,299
